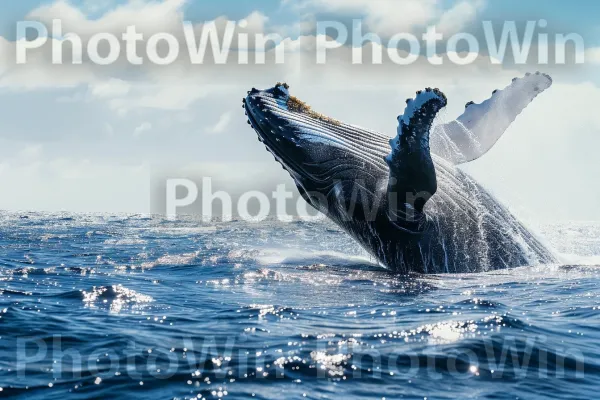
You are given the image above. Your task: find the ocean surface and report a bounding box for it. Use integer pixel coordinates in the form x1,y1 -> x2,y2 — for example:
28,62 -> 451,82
1,212 -> 599,399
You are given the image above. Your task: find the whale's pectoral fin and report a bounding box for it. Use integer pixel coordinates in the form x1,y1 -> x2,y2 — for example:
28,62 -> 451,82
385,88 -> 447,228
431,72 -> 553,165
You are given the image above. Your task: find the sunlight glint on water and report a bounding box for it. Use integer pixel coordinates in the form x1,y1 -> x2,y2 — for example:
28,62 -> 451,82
0,212 -> 599,399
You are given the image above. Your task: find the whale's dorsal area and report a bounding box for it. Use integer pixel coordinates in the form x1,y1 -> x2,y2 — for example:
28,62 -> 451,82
431,73 -> 553,165
243,75 -> 557,273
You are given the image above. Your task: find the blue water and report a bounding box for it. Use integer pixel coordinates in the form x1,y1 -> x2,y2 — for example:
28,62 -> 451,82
1,213 -> 599,399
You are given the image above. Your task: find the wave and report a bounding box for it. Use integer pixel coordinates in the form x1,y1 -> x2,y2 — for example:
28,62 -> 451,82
557,253 -> 600,266
103,238 -> 148,245
224,247 -> 378,268
52,285 -> 154,314
139,252 -> 201,268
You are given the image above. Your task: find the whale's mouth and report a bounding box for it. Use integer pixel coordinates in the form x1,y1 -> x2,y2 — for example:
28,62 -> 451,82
243,83 -> 391,187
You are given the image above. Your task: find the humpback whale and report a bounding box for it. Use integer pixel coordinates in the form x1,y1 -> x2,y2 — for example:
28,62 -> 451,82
243,73 -> 558,274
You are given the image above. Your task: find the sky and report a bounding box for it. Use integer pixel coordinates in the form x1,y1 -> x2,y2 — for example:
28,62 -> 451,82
0,0 -> 599,221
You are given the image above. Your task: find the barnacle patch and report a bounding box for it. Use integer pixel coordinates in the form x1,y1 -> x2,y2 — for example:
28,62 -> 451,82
287,96 -> 341,126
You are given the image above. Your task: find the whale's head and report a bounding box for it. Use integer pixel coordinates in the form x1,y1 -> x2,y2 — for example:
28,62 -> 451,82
243,83 -> 392,215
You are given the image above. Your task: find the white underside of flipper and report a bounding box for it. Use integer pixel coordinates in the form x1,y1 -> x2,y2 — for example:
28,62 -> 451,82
430,72 -> 553,165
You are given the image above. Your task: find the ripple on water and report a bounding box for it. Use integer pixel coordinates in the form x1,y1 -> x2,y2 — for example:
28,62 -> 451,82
1,216 -> 600,399
103,238 -> 148,245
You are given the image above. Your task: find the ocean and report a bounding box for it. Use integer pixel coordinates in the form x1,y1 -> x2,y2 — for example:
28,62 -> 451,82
0,212 -> 599,399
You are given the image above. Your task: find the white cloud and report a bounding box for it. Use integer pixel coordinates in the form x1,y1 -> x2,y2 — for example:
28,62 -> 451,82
18,144 -> 44,160
133,122 -> 152,137
103,83 -> 214,114
0,158 -> 149,212
0,37 -> 9,76
240,11 -> 270,34
28,0 -> 187,38
0,0 -> 598,220
292,0 -> 485,37
0,1 -> 273,113
0,38 -> 99,90
437,0 -> 485,35
298,0 -> 438,35
208,112 -> 232,134
0,140 -> 150,212
81,0 -> 122,15
89,79 -> 131,98
0,0 -> 472,110
586,47 -> 600,64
